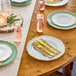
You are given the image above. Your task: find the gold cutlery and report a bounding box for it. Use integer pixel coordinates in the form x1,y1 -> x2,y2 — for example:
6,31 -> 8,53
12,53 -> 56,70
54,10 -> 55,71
0,61 -> 2,66
32,39 -> 60,58
46,0 -> 62,4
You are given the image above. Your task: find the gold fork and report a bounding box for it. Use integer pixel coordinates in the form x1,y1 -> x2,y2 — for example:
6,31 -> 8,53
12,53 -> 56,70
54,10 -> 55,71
0,61 -> 2,66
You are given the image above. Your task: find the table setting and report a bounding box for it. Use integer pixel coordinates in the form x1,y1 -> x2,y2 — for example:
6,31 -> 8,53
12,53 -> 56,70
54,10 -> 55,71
0,0 -> 76,76
0,0 -> 36,76
18,0 -> 76,76
25,0 -> 76,62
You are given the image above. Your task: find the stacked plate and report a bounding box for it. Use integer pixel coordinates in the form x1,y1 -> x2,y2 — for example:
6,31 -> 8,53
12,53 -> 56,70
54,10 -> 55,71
10,0 -> 32,6
47,11 -> 76,30
0,41 -> 17,66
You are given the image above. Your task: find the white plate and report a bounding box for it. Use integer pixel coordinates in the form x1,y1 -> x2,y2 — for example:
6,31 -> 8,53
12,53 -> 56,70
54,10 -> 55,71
0,44 -> 12,61
45,0 -> 68,6
12,0 -> 27,3
52,13 -> 75,27
0,13 -> 23,33
26,36 -> 65,61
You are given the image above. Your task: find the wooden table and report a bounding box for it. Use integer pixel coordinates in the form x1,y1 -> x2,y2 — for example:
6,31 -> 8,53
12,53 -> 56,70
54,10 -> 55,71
18,0 -> 76,76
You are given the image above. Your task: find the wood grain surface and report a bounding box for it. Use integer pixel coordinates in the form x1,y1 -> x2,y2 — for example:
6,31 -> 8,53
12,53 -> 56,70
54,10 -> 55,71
18,0 -> 76,76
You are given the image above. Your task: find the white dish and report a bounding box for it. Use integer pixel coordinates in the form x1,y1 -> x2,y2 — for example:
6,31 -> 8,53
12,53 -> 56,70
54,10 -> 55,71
12,0 -> 27,3
0,13 -> 23,33
45,0 -> 68,6
0,44 -> 12,61
52,13 -> 75,27
26,36 -> 65,61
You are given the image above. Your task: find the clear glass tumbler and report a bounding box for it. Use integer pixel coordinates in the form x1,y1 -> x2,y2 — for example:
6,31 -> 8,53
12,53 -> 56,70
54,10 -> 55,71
37,14 -> 44,33
39,0 -> 45,11
14,27 -> 22,43
0,0 -> 11,17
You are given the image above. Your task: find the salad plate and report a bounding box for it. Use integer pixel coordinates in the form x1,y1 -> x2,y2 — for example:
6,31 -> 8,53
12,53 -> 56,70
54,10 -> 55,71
52,12 -> 75,27
26,35 -> 65,61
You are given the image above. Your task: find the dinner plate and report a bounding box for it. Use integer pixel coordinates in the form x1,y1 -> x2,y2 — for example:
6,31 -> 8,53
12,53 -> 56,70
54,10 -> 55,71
12,0 -> 27,3
45,0 -> 68,6
0,44 -> 12,61
47,11 -> 76,30
0,13 -> 23,33
26,35 -> 65,61
10,0 -> 32,6
0,41 -> 17,66
52,13 -> 75,27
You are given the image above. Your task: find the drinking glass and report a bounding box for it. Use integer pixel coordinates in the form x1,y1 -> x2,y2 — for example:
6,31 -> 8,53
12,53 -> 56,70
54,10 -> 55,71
37,14 -> 44,33
0,0 -> 11,17
14,26 -> 22,43
39,0 -> 45,11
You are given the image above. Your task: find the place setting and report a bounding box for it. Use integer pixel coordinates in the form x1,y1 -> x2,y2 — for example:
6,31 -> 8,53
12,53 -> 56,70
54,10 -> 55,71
47,11 -> 76,30
0,41 -> 17,66
0,0 -> 24,33
26,35 -> 65,61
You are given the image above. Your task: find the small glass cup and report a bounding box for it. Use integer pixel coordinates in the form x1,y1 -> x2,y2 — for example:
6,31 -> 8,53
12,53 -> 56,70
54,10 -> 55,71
14,26 -> 22,43
39,0 -> 45,11
37,14 -> 44,33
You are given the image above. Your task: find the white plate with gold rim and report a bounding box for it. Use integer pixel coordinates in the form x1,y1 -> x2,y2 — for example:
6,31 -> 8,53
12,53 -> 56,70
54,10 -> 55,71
26,36 -> 65,61
45,0 -> 68,6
